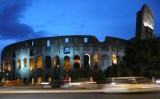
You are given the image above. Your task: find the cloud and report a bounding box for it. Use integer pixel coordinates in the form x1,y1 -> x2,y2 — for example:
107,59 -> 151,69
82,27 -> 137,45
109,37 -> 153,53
0,0 -> 45,41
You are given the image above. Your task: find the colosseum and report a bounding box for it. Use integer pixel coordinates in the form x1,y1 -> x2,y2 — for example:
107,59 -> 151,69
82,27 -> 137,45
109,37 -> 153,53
1,35 -> 126,83
1,4 -> 155,84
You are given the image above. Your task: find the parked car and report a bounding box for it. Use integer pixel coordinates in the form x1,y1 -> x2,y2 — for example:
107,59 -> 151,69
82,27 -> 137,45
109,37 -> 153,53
103,77 -> 160,93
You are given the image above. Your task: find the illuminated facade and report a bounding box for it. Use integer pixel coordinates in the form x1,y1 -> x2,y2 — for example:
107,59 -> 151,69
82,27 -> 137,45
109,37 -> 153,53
136,4 -> 155,40
1,4 -> 156,83
1,35 -> 126,83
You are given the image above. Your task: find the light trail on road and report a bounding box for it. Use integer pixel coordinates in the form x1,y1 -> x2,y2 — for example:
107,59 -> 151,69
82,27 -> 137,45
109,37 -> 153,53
0,89 -> 103,94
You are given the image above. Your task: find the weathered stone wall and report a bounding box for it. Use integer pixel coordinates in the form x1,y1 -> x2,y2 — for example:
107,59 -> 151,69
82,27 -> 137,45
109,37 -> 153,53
1,35 -> 127,83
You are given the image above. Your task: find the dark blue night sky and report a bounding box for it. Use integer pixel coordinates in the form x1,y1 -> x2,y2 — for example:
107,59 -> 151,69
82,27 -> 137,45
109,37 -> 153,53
0,0 -> 160,55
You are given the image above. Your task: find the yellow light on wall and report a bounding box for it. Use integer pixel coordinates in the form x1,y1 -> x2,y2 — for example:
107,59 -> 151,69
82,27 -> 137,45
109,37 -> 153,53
48,77 -> 51,83
30,58 -> 34,71
37,56 -> 43,69
8,62 -> 12,72
38,77 -> 42,84
112,54 -> 117,64
64,57 -> 70,71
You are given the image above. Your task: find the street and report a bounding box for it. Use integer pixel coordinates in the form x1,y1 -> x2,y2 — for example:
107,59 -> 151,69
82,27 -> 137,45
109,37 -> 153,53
0,89 -> 160,99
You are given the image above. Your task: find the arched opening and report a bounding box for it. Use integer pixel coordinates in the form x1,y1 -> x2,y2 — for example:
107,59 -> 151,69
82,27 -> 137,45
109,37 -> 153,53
29,77 -> 34,84
45,74 -> 50,82
17,59 -> 21,69
30,49 -> 34,56
23,58 -> 27,67
37,77 -> 42,84
8,61 -> 12,72
74,55 -> 81,69
102,55 -> 110,70
30,58 -> 34,71
112,54 -> 117,64
54,56 -> 60,67
84,54 -> 90,69
37,56 -> 43,69
64,56 -> 70,71
93,54 -> 99,69
23,78 -> 28,84
45,56 -> 51,69
2,61 -> 4,72
12,60 -> 16,70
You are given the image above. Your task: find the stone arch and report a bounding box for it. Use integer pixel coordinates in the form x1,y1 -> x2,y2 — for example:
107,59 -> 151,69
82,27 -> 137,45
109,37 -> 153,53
8,61 -> 12,72
102,55 -> 110,70
93,54 -> 99,69
23,58 -> 27,67
3,61 -> 7,71
23,78 -> 28,84
45,56 -> 51,69
29,58 -> 34,71
12,60 -> 16,71
53,55 -> 60,67
29,77 -> 34,84
37,76 -> 42,84
37,56 -> 43,69
45,74 -> 50,82
74,55 -> 81,69
17,59 -> 21,69
84,54 -> 90,69
112,54 -> 117,64
30,49 -> 34,56
64,56 -> 71,71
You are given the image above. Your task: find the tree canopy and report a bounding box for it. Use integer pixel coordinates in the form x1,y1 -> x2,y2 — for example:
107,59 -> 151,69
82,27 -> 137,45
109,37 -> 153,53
122,38 -> 160,78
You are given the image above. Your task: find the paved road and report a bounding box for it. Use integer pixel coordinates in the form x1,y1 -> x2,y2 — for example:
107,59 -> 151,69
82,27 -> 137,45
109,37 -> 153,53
0,89 -> 160,99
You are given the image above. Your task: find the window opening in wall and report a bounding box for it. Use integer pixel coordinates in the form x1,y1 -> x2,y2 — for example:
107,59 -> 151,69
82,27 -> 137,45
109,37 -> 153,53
65,38 -> 69,43
17,59 -> 21,69
112,54 -> 117,64
25,42 -> 27,47
38,77 -> 42,84
30,58 -> 34,71
54,56 -> 60,67
84,37 -> 88,43
23,58 -> 27,67
3,62 -> 6,71
94,54 -> 99,69
47,40 -> 50,47
64,56 -> 70,71
37,56 -> 43,69
45,75 -> 51,82
12,60 -> 16,71
84,54 -> 90,69
64,47 -> 70,54
31,41 -> 34,46
74,55 -> 80,69
30,49 -> 34,56
8,61 -> 12,72
45,56 -> 51,69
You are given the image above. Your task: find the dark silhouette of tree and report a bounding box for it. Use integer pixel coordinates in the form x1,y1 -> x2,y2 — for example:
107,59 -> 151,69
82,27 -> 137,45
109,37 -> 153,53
122,38 -> 160,78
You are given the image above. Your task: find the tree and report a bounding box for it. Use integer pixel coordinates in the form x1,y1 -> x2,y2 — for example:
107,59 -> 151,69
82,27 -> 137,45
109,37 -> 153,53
122,38 -> 160,78
92,69 -> 106,84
